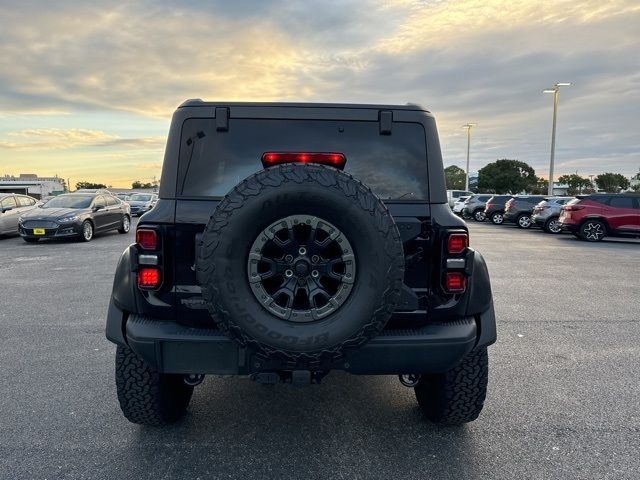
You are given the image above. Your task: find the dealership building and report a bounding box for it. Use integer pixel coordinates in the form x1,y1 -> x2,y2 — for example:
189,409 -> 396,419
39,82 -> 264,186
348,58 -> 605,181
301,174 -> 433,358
0,174 -> 66,199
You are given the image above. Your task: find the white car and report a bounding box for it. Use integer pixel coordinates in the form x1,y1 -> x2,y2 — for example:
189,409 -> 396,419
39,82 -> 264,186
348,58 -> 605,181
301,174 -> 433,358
452,196 -> 470,214
0,193 -> 39,235
447,189 -> 473,208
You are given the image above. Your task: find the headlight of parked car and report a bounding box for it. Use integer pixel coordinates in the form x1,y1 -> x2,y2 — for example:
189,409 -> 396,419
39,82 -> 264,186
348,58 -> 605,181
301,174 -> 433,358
58,215 -> 79,223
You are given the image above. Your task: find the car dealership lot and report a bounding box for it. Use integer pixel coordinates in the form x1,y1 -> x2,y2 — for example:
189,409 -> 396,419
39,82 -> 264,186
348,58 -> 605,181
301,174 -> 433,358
0,221 -> 638,480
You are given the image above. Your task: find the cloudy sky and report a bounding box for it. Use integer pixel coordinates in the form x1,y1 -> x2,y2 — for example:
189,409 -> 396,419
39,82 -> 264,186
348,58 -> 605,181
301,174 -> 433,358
0,0 -> 638,187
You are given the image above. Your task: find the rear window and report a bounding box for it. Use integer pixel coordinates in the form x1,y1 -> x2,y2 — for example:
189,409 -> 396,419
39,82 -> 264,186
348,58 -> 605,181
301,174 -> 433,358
609,197 -> 634,208
177,118 -> 429,200
588,195 -> 611,205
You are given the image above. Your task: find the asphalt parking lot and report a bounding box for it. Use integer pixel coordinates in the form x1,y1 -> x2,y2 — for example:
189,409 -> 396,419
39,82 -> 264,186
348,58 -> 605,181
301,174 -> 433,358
0,219 -> 638,480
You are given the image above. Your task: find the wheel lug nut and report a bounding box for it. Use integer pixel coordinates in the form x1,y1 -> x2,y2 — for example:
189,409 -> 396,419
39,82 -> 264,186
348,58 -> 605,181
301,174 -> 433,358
311,270 -> 319,278
285,269 -> 293,278
311,255 -> 319,263
285,254 -> 294,263
298,247 -> 307,255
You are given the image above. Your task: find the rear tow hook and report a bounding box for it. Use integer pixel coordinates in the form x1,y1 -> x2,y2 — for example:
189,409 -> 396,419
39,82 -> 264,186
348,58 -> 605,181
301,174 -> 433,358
398,374 -> 422,387
183,374 -> 205,387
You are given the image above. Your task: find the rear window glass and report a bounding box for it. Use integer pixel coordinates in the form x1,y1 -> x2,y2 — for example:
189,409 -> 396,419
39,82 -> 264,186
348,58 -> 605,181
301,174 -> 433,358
609,197 -> 633,208
177,119 -> 429,200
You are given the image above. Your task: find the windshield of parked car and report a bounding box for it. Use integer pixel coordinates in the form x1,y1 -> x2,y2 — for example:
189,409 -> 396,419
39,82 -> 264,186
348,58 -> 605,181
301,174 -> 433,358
129,194 -> 152,201
42,195 -> 93,209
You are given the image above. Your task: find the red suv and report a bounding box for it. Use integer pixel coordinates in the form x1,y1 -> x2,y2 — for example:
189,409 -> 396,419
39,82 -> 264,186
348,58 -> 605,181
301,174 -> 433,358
559,194 -> 640,241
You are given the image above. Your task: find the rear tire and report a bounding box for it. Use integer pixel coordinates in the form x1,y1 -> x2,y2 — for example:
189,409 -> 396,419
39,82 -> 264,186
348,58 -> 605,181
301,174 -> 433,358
414,348 -> 488,425
490,212 -> 504,225
118,214 -> 131,234
22,237 -> 39,243
544,217 -> 562,234
473,209 -> 486,222
579,220 -> 606,242
115,345 -> 193,426
516,214 -> 532,229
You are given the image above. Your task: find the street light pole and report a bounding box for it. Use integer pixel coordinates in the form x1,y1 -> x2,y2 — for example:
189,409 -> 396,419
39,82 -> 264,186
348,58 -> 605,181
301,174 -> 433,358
543,83 -> 571,196
462,123 -> 476,191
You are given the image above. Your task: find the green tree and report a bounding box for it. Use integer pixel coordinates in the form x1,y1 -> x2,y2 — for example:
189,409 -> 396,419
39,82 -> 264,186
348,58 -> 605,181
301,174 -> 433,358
594,173 -> 630,193
132,180 -> 155,189
55,175 -> 68,192
557,174 -> 592,195
477,159 -> 537,194
75,181 -> 107,190
631,183 -> 640,192
530,177 -> 548,195
444,165 -> 466,190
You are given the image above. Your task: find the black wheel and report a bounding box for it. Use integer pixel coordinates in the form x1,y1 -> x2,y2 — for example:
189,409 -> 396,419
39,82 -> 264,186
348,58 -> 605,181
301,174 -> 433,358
414,348 -> 488,425
118,214 -> 131,234
544,217 -> 562,234
580,220 -> 606,242
22,237 -> 39,243
490,212 -> 504,225
197,163 -> 404,367
115,345 -> 193,425
81,220 -> 93,242
473,209 -> 486,222
516,214 -> 532,229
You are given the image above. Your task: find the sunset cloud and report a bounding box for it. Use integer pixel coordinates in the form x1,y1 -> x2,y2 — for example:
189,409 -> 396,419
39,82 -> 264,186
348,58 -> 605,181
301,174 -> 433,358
0,0 -> 638,186
0,128 -> 165,151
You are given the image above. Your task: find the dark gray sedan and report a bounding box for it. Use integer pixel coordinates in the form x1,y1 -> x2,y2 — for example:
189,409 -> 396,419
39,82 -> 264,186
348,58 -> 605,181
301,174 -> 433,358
19,193 -> 131,242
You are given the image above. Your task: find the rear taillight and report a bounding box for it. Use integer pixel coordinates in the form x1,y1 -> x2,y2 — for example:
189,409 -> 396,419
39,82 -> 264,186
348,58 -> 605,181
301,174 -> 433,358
261,152 -> 346,169
136,228 -> 157,250
505,199 -> 514,209
444,272 -> 466,293
443,232 -> 468,294
137,267 -> 161,290
564,205 -> 585,211
486,203 -> 493,208
447,233 -> 469,254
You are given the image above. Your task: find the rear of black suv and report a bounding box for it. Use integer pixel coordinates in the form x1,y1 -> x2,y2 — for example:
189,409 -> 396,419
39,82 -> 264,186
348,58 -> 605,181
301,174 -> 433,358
106,101 -> 496,426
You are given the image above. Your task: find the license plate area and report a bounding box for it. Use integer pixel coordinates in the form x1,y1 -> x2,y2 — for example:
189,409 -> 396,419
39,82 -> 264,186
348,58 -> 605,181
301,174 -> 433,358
33,228 -> 45,235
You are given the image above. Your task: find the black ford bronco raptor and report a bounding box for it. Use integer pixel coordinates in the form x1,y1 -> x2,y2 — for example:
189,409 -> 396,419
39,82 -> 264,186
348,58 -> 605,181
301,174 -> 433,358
106,101 -> 496,426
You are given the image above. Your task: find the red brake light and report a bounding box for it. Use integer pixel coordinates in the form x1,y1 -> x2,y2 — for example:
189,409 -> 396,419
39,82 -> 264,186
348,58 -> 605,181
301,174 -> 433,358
137,267 -> 161,289
447,233 -> 469,254
136,229 -> 157,250
261,152 -> 346,169
445,272 -> 466,293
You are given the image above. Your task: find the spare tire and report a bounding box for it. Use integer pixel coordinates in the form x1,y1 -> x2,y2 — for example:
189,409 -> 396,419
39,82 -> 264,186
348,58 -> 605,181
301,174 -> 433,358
196,163 -> 404,366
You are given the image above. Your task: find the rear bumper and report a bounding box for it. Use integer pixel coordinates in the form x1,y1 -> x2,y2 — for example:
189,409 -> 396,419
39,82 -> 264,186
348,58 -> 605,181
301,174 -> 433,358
106,300 -> 496,375
502,211 -> 520,223
560,222 -> 579,233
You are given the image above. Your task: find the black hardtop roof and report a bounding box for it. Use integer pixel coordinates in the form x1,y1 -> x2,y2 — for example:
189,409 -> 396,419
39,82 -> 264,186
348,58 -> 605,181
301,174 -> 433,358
178,99 -> 430,112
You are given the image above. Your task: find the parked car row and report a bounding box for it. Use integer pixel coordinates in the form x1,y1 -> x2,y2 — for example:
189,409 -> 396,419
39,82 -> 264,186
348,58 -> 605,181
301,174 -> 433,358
453,192 -> 640,242
1,191 -> 159,242
1,192 -> 132,242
